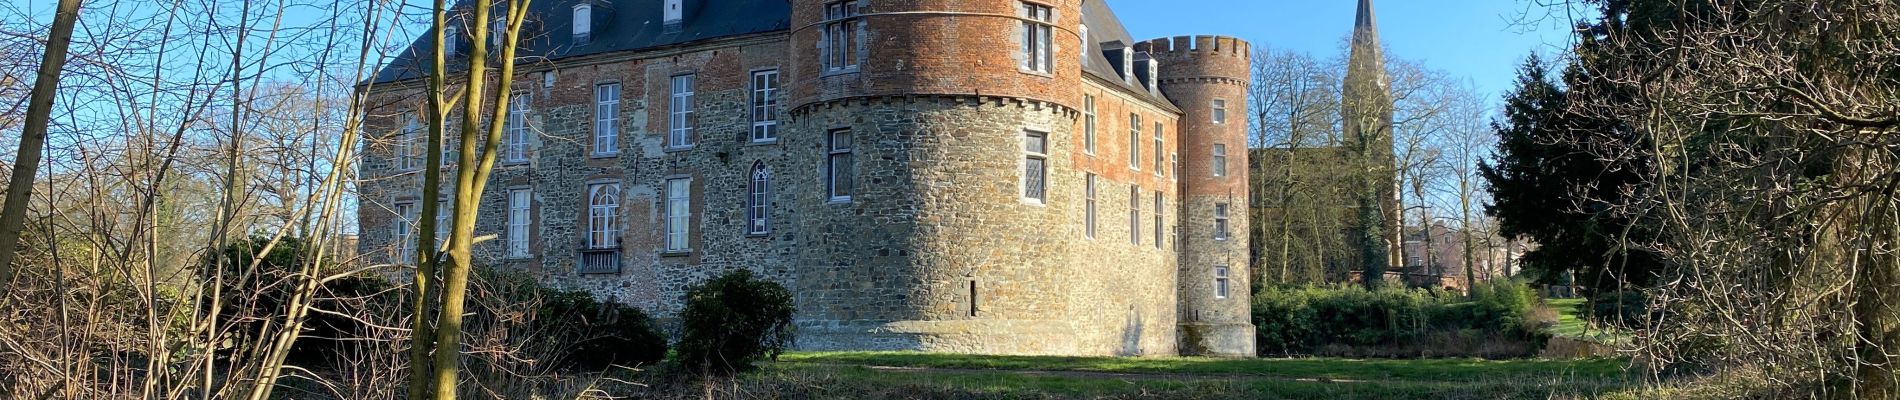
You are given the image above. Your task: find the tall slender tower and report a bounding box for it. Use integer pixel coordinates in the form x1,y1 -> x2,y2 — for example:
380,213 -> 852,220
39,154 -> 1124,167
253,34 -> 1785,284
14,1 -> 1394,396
1342,0 -> 1401,286
1145,35 -> 1256,357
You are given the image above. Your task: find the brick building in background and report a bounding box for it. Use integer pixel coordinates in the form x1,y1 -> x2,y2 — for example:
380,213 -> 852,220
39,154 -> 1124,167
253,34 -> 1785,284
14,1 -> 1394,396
359,0 -> 1253,357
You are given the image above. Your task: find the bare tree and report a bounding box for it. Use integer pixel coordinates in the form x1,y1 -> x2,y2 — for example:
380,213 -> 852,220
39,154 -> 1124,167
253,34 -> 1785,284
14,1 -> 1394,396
0,0 -> 81,295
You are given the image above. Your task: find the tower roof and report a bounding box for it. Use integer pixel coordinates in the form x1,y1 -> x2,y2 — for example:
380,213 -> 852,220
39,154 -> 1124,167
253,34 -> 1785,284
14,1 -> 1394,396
1346,0 -> 1385,84
1354,0 -> 1378,38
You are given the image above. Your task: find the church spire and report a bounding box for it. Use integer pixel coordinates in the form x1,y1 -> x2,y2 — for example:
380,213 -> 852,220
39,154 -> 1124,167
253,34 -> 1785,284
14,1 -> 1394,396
1349,0 -> 1383,71
1354,0 -> 1378,40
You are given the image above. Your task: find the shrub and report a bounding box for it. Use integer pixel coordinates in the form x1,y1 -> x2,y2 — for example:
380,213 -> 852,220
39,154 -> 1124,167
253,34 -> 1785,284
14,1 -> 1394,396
676,270 -> 796,376
1587,290 -> 1655,330
472,269 -> 668,372
1252,280 -> 1548,358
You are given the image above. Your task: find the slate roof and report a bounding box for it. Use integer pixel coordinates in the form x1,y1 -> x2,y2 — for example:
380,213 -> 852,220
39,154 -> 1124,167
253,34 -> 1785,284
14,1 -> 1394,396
370,0 -> 791,84
1079,0 -> 1178,110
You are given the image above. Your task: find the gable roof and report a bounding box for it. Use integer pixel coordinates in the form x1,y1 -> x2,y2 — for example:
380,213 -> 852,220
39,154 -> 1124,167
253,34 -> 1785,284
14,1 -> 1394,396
370,0 -> 791,85
1079,0 -> 1177,111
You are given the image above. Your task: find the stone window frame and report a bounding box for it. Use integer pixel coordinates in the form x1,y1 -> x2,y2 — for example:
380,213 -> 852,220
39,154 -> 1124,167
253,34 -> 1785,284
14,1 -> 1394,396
1082,95 -> 1096,155
1214,266 -> 1231,299
1128,113 -> 1141,171
1018,1 -> 1054,75
663,175 -> 694,255
393,200 -> 418,265
819,0 -> 866,75
1212,143 -> 1228,177
1153,121 -> 1164,177
1214,202 -> 1231,241
746,162 -> 771,236
592,81 -> 621,158
584,181 -> 621,250
503,91 -> 531,164
573,2 -> 592,46
1153,192 -> 1164,249
749,69 -> 781,144
1212,99 -> 1228,125
505,187 -> 533,259
667,74 -> 697,151
1021,129 -> 1050,205
396,112 -> 422,171
826,128 -> 855,203
1170,153 -> 1179,181
1129,185 -> 1141,246
1084,174 -> 1097,239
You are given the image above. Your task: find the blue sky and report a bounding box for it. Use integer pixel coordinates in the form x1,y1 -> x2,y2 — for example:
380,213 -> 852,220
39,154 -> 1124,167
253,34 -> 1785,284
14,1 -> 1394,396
1113,0 -> 1579,105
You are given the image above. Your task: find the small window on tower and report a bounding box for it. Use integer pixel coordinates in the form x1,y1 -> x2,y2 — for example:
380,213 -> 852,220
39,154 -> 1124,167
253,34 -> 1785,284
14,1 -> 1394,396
1213,99 -> 1228,124
1020,2 -> 1053,73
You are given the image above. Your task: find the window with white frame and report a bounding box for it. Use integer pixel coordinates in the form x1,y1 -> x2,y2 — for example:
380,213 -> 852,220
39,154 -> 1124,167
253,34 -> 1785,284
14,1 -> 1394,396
747,162 -> 770,235
1020,2 -> 1053,73
443,26 -> 458,56
1171,153 -> 1179,180
1215,266 -> 1231,298
1129,114 -> 1141,170
751,70 -> 780,142
1083,95 -> 1096,155
827,129 -> 854,201
504,92 -> 530,162
492,18 -> 505,48
1085,174 -> 1097,239
398,112 -> 422,170
664,178 -> 691,252
1212,143 -> 1228,177
1023,130 -> 1048,203
585,183 -> 619,249
507,189 -> 531,258
394,201 -> 418,263
1214,202 -> 1231,240
668,74 -> 695,149
1153,122 -> 1164,176
1154,193 -> 1164,249
1078,24 -> 1089,61
573,3 -> 592,45
1129,186 -> 1141,245
1212,99 -> 1227,124
822,0 -> 863,72
594,83 -> 620,156
434,198 -> 449,250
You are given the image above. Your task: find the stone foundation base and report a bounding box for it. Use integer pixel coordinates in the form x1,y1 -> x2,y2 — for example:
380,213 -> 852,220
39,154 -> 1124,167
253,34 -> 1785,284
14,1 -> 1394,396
795,319 -> 1090,355
1178,322 -> 1256,358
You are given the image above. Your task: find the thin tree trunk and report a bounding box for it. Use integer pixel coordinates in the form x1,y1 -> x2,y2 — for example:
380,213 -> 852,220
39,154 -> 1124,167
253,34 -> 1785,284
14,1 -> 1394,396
0,0 -> 83,293
406,1 -> 451,397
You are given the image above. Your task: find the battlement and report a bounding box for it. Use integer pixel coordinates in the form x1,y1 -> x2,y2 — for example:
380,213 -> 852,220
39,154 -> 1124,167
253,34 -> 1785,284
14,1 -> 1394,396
1135,35 -> 1250,60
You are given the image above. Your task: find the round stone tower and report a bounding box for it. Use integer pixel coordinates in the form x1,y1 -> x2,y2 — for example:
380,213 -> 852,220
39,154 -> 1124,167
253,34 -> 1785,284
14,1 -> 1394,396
1141,35 -> 1256,357
784,0 -> 1102,355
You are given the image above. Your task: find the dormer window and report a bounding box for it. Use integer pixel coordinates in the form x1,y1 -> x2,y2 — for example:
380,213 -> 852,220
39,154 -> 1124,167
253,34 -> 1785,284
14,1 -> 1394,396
1020,2 -> 1053,73
1078,24 -> 1089,61
664,0 -> 683,33
573,3 -> 592,45
443,25 -> 458,56
491,18 -> 504,48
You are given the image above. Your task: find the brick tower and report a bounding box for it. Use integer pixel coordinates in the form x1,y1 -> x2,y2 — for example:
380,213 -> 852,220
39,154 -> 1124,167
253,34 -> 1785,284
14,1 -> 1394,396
1143,35 -> 1256,357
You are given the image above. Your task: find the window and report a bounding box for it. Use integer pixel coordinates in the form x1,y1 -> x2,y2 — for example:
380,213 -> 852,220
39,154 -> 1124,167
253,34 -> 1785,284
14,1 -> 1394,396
593,83 -> 620,156
491,18 -> 504,48
1171,153 -> 1179,180
1020,2 -> 1053,73
1154,193 -> 1164,249
573,3 -> 592,45
586,183 -> 620,249
1129,114 -> 1141,170
751,70 -> 780,142
507,189 -> 531,258
1083,95 -> 1096,155
1085,174 -> 1097,239
443,26 -> 458,56
1212,143 -> 1228,177
1215,266 -> 1231,299
394,202 -> 418,263
1129,186 -> 1141,245
968,280 -> 980,317
665,178 -> 691,253
504,92 -> 529,162
822,0 -> 863,72
827,129 -> 854,201
1214,202 -> 1231,240
1212,99 -> 1227,124
1078,24 -> 1089,61
1023,130 -> 1048,203
668,74 -> 695,149
1153,122 -> 1164,176
398,112 -> 421,170
747,162 -> 770,235
434,198 -> 449,250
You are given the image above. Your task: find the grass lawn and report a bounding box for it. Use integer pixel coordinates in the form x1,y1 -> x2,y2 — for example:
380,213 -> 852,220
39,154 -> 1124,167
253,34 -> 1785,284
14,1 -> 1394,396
732,351 -> 1640,399
1548,298 -> 1632,345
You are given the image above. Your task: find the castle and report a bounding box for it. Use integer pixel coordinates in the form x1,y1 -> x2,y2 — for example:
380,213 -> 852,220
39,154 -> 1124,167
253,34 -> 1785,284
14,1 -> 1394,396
359,0 -> 1254,357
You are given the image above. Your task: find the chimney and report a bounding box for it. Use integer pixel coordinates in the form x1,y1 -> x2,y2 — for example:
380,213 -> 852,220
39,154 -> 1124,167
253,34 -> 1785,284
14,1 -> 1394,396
664,0 -> 684,33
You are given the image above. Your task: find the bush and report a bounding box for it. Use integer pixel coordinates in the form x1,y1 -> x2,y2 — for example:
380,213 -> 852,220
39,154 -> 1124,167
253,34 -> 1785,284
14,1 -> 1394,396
1252,280 -> 1549,358
473,269 -> 668,372
1587,290 -> 1655,330
676,270 -> 796,376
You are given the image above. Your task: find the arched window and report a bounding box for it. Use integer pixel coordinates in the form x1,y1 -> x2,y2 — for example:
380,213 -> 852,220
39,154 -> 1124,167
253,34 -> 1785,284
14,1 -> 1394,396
573,3 -> 593,45
586,183 -> 620,249
746,162 -> 771,235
